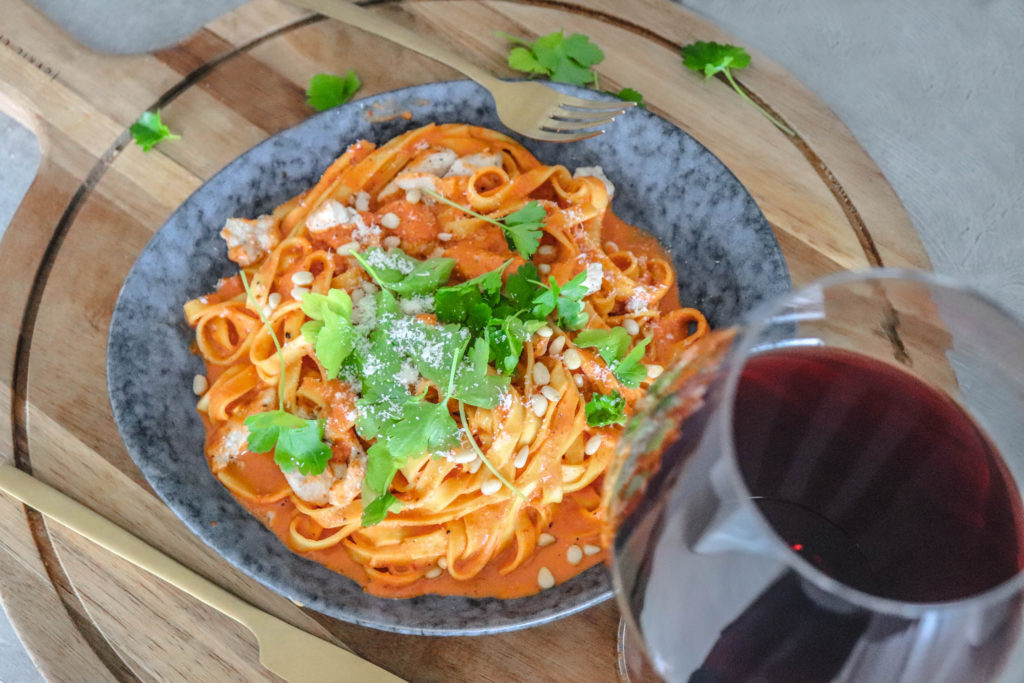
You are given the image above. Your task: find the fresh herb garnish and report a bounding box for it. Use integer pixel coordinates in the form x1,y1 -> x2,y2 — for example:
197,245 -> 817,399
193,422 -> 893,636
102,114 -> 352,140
680,41 -> 794,136
534,270 -> 591,330
500,30 -> 605,86
424,189 -> 545,260
586,390 -> 627,427
434,260 -> 510,329
129,110 -> 179,151
575,328 -> 653,388
613,87 -> 646,108
239,271 -> 332,476
306,70 -> 362,111
300,289 -> 357,378
352,248 -> 455,296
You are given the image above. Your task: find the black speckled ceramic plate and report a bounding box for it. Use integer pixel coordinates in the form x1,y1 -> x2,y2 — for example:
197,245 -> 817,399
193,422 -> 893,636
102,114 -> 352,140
107,81 -> 790,635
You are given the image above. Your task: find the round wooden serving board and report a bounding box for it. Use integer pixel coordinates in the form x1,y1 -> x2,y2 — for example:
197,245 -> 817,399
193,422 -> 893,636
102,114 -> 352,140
0,0 -> 929,680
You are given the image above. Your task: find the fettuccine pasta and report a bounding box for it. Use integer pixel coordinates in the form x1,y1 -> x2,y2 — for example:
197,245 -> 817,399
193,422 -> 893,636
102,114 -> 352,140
184,123 -> 707,598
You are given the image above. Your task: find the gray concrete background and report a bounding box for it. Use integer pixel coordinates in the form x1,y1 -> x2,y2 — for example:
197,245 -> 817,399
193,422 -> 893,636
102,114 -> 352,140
1,0 -> 1022,679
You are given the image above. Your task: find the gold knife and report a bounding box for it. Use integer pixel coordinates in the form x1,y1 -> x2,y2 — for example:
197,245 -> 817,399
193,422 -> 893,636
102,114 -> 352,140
0,464 -> 404,683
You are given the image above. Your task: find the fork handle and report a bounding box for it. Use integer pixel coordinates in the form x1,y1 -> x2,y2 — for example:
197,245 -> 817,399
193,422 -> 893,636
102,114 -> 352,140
0,464 -> 271,628
291,0 -> 501,89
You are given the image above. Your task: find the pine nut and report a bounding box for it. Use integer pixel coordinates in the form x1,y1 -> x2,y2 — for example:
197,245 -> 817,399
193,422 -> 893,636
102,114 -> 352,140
514,446 -> 529,469
468,457 -> 483,474
451,449 -> 476,464
426,567 -> 443,579
574,374 -> 584,387
623,318 -> 640,335
481,478 -> 502,495
538,245 -> 556,256
429,247 -> 446,259
290,286 -> 309,300
583,544 -> 601,556
291,270 -> 314,285
267,292 -> 282,309
563,348 -> 582,370
538,533 -> 556,547
537,325 -> 553,338
537,567 -> 555,590
192,374 -> 208,396
531,394 -> 548,417
538,263 -> 552,274
646,364 -> 665,380
567,544 -> 583,565
338,241 -> 360,255
354,191 -> 370,212
383,235 -> 401,249
541,386 -> 560,402
437,232 -> 453,241
585,435 -> 603,455
533,363 -> 551,386
438,557 -> 448,569
405,188 -> 422,204
261,304 -> 273,319
548,335 -> 567,355
604,241 -> 619,253
381,212 -> 401,229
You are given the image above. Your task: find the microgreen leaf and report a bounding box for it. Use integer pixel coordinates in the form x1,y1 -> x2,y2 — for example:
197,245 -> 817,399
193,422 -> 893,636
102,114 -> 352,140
586,390 -> 627,427
306,70 -> 362,111
423,190 -> 546,260
680,41 -> 794,136
130,110 -> 179,151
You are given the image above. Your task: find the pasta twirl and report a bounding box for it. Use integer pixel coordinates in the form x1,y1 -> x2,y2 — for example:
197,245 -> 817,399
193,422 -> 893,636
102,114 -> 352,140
184,123 -> 707,598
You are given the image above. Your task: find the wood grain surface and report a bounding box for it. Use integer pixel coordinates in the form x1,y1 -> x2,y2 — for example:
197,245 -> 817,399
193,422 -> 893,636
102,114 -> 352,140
0,0 -> 929,680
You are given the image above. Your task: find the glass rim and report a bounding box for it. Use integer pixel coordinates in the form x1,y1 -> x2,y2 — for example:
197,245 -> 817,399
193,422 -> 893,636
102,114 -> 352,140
717,267 -> 1024,618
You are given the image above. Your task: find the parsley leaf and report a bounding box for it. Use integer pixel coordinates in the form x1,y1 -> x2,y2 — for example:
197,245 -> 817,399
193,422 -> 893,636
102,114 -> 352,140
300,289 -> 356,378
423,191 -> 546,260
614,87 -> 646,108
575,329 -> 652,388
454,338 -> 511,409
505,263 -> 546,312
574,327 -> 631,365
353,248 -> 455,296
534,271 -> 590,330
586,390 -> 627,427
361,491 -> 401,526
500,203 -> 546,258
434,260 -> 510,327
129,110 -> 179,151
680,41 -> 794,136
244,411 -> 332,475
306,70 -> 362,111
500,30 -> 604,86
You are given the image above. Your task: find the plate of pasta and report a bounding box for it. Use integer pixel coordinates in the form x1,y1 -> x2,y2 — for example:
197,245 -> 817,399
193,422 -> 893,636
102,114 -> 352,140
108,80 -> 789,634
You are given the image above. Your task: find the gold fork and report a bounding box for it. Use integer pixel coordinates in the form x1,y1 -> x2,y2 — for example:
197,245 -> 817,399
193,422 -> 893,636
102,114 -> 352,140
0,464 -> 404,683
290,0 -> 633,141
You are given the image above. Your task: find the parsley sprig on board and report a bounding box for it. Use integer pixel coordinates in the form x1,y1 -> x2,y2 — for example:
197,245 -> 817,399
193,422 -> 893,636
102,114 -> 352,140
306,70 -> 362,111
130,110 -> 179,151
424,189 -> 546,259
497,30 -> 645,108
239,271 -> 333,476
680,41 -> 794,136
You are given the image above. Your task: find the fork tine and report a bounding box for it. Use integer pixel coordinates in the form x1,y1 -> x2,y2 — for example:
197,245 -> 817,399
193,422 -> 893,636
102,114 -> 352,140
529,129 -> 605,143
542,116 -> 617,133
550,107 -> 626,124
557,95 -> 637,111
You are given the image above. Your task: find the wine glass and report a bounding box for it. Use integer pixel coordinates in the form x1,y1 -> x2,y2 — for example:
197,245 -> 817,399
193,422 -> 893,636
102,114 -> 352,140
606,269 -> 1024,682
